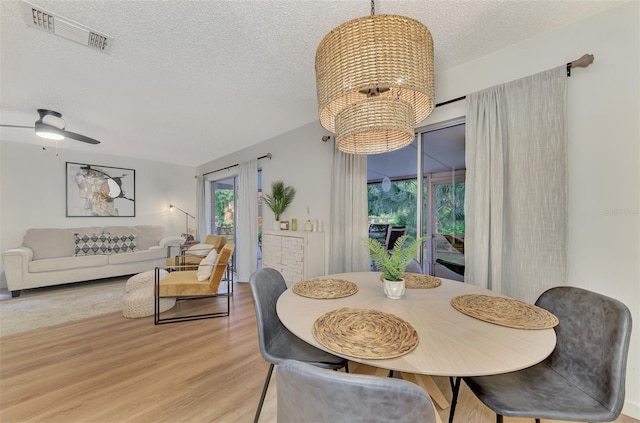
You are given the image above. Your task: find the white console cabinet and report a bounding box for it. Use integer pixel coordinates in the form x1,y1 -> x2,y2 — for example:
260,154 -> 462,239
261,230 -> 325,287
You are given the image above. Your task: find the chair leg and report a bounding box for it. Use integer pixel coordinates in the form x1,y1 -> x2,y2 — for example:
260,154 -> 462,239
154,268 -> 160,325
254,363 -> 274,423
333,362 -> 349,373
448,377 -> 461,423
225,265 -> 234,296
227,282 -> 231,313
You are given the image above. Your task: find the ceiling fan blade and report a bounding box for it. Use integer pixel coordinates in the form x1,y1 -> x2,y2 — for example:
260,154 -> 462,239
61,130 -> 101,145
0,124 -> 35,129
2,109 -> 100,145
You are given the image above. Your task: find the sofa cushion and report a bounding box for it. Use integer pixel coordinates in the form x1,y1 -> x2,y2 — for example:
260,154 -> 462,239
104,226 -> 137,237
24,227 -> 103,260
29,254 -> 109,273
134,225 -> 164,250
74,233 -> 110,256
107,248 -> 166,265
109,234 -> 138,254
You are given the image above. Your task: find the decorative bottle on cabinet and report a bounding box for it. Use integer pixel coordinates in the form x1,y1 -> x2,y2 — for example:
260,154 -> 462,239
261,230 -> 325,287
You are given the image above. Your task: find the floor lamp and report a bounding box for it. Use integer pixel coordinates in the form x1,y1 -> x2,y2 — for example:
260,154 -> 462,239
170,204 -> 195,241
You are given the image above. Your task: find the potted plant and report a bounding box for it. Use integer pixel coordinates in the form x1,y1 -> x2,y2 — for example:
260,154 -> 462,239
366,235 -> 424,299
263,180 -> 296,230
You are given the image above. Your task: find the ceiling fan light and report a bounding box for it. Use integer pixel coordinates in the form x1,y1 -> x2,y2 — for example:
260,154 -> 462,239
35,129 -> 64,140
35,122 -> 65,140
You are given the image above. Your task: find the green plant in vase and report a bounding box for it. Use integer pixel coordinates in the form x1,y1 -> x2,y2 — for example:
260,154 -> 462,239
366,235 -> 424,299
263,180 -> 296,229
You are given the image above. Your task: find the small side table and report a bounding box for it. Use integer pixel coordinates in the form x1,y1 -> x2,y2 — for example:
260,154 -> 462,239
179,240 -> 200,255
172,240 -> 201,269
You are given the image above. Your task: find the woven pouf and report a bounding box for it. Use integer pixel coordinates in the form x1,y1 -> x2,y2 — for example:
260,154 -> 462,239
122,270 -> 175,319
125,269 -> 168,292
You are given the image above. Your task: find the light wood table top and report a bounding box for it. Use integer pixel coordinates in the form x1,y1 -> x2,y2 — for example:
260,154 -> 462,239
277,271 -> 556,377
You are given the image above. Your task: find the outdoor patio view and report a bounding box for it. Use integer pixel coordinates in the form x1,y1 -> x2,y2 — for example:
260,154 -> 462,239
368,179 -> 418,238
367,123 -> 466,280
211,178 -> 236,244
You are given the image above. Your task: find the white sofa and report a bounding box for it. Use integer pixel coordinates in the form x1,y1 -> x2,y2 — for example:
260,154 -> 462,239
2,225 -> 182,297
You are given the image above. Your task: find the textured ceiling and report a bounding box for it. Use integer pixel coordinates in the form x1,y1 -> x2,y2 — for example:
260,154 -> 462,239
0,0 -> 622,167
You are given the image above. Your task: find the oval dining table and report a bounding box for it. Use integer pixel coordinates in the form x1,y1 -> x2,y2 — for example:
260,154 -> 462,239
276,271 -> 557,419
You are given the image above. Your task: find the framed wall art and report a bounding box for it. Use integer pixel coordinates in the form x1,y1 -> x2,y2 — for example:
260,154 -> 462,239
66,162 -> 136,217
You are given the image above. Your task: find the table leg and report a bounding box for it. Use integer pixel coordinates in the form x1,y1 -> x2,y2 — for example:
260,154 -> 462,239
348,362 -> 388,377
400,372 -> 450,410
448,377 -> 461,423
432,402 -> 444,423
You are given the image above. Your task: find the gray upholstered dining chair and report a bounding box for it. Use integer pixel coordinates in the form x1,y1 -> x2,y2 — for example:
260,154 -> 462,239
385,225 -> 407,251
449,286 -> 632,423
248,268 -> 349,423
277,359 -> 437,423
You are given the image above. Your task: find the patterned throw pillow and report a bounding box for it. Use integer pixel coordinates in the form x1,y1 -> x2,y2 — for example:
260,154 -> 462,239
110,234 -> 138,254
75,233 -> 110,256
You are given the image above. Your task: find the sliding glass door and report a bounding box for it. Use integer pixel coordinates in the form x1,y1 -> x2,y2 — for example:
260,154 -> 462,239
428,171 -> 465,281
211,178 -> 236,243
421,123 -> 465,281
210,177 -> 236,270
367,120 -> 465,280
207,169 -> 263,273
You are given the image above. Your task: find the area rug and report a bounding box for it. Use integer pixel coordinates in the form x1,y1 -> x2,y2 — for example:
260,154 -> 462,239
0,277 -> 128,337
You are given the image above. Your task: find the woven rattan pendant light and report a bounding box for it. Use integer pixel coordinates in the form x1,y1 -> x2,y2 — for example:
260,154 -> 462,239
315,1 -> 434,154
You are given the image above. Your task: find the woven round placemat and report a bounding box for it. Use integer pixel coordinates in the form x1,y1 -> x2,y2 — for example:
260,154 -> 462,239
313,307 -> 419,359
403,273 -> 441,289
292,278 -> 358,299
451,295 -> 559,330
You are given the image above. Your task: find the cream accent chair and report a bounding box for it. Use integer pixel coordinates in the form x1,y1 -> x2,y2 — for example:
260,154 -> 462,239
154,243 -> 234,324
165,234 -> 226,268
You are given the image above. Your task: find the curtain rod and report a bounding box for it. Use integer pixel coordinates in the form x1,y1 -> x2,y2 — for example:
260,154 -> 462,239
434,54 -> 594,108
202,153 -> 272,177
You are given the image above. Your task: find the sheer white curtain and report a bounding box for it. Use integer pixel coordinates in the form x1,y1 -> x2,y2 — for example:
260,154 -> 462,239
329,147 -> 370,274
195,175 -> 206,241
237,159 -> 258,282
465,66 -> 567,304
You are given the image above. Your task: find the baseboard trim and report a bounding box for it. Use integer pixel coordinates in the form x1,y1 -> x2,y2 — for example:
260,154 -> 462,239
623,399 -> 640,420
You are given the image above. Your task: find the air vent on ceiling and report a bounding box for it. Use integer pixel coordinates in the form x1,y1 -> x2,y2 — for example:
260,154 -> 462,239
22,1 -> 113,54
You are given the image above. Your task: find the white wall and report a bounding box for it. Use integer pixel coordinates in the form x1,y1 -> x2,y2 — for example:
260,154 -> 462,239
199,2 -> 640,417
198,121 -> 335,273
0,140 -> 197,288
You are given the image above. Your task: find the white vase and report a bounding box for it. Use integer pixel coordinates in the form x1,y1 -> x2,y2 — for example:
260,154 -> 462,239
304,220 -> 313,232
383,278 -> 405,299
273,221 -> 281,230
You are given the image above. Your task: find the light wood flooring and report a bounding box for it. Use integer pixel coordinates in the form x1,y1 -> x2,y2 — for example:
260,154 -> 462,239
0,282 -> 637,423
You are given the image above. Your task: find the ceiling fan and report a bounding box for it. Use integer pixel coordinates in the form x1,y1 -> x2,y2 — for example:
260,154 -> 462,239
0,109 -> 100,145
